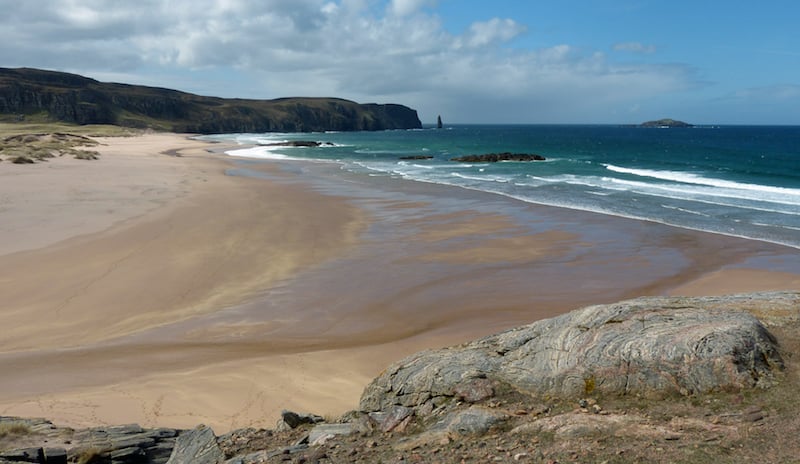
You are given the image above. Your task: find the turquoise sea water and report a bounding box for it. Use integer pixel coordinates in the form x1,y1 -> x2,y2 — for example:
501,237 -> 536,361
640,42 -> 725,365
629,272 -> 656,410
203,125 -> 800,249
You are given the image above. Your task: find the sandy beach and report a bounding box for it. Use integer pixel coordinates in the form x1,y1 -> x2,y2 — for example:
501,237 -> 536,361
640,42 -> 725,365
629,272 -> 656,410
1,132 -> 799,433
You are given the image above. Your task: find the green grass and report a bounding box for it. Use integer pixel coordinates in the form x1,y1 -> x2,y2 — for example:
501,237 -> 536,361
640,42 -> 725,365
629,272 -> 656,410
0,121 -> 141,137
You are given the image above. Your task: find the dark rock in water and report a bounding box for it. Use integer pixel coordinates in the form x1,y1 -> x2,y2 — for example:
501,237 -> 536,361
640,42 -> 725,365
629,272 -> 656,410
360,293 -> 791,415
262,140 -> 330,147
399,155 -> 434,160
450,153 -> 546,162
437,115 -> 443,129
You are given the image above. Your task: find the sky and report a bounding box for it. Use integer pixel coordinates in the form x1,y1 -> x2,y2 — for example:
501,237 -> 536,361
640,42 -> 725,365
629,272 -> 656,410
1,0 -> 799,125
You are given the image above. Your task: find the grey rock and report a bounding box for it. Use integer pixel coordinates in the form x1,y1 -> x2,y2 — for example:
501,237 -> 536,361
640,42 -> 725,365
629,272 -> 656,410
453,378 -> 495,403
224,450 -> 270,464
432,406 -> 507,435
0,448 -> 42,463
144,442 -> 178,464
107,434 -> 156,450
393,406 -> 507,451
377,406 -> 414,433
145,428 -> 179,440
166,425 -> 223,464
279,411 -> 323,429
308,424 -> 353,446
109,446 -> 146,461
361,293 -> 794,413
0,417 -> 177,464
42,448 -> 67,464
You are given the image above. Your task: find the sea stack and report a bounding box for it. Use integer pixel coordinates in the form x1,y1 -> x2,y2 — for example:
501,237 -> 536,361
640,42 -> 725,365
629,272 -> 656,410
437,115 -> 443,129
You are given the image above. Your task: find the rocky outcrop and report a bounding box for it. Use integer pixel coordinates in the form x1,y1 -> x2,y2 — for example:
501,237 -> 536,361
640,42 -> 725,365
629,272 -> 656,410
450,153 -> 546,162
0,67 -> 422,133
0,417 -> 178,464
360,293 -> 792,414
1,293 -> 797,463
639,118 -> 693,128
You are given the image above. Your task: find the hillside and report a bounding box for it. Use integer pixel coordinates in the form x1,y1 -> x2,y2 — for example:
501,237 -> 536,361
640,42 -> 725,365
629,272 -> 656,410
0,68 -> 422,133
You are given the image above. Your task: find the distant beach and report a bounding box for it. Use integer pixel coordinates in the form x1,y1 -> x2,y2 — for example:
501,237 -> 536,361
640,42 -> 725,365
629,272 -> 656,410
0,132 -> 798,432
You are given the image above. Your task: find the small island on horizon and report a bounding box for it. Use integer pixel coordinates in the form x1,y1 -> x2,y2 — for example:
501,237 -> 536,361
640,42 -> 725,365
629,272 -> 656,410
638,118 -> 694,128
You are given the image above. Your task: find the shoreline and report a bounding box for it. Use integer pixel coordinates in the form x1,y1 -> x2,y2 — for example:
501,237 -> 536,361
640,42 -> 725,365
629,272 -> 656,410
1,132 -> 799,433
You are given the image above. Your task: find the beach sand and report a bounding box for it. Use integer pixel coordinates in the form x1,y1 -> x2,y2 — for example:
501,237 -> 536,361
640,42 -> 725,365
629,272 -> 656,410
1,132 -> 798,432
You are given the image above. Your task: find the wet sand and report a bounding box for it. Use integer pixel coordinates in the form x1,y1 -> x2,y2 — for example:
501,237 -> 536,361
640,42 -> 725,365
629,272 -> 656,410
1,133 -> 798,432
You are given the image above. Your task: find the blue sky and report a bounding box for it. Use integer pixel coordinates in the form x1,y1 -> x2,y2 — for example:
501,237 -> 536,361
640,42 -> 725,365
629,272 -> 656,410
2,0 -> 799,124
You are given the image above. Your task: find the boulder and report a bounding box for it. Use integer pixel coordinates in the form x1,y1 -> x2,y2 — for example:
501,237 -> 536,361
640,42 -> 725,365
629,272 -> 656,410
278,411 -> 324,430
166,425 -> 223,464
360,293 -> 793,414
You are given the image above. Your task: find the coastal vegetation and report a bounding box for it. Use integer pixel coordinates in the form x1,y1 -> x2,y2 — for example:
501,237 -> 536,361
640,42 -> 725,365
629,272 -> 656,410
0,127 -> 106,163
0,67 -> 422,133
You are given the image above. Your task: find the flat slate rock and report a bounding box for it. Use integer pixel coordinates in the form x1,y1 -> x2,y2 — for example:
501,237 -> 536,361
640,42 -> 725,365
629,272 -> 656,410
166,425 -> 223,464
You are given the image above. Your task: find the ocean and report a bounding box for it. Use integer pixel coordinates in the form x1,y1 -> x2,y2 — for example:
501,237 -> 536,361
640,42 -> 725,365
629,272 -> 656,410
202,125 -> 800,250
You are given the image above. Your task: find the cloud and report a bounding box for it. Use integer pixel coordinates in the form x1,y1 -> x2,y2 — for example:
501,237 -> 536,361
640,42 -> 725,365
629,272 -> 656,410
0,0 -> 699,122
461,18 -> 526,48
731,84 -> 800,101
613,42 -> 657,54
388,0 -> 436,16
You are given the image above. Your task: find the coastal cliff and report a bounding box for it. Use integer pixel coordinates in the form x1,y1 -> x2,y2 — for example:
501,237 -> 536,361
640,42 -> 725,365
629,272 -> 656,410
0,68 -> 422,133
1,292 -> 798,463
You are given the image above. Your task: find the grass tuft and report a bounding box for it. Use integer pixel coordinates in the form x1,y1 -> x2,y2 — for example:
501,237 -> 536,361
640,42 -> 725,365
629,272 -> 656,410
0,422 -> 32,438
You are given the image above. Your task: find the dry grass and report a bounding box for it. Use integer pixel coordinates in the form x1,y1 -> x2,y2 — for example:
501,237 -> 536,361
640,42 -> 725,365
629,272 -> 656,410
74,446 -> 107,464
0,422 -> 31,439
0,129 -> 107,163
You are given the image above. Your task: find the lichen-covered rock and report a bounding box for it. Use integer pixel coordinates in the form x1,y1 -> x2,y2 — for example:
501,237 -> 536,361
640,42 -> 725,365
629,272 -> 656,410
360,293 -> 796,413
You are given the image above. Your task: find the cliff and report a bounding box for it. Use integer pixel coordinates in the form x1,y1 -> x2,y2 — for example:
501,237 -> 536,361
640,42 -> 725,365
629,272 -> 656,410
0,68 -> 422,133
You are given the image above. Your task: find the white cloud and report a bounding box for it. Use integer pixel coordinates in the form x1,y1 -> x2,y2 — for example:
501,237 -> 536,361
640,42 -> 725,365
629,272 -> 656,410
388,0 -> 435,17
0,0 -> 700,123
613,42 -> 657,54
462,18 -> 526,48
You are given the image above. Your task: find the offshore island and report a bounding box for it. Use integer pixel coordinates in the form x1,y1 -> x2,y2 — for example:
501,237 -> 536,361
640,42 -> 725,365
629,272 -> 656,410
1,69 -> 800,463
